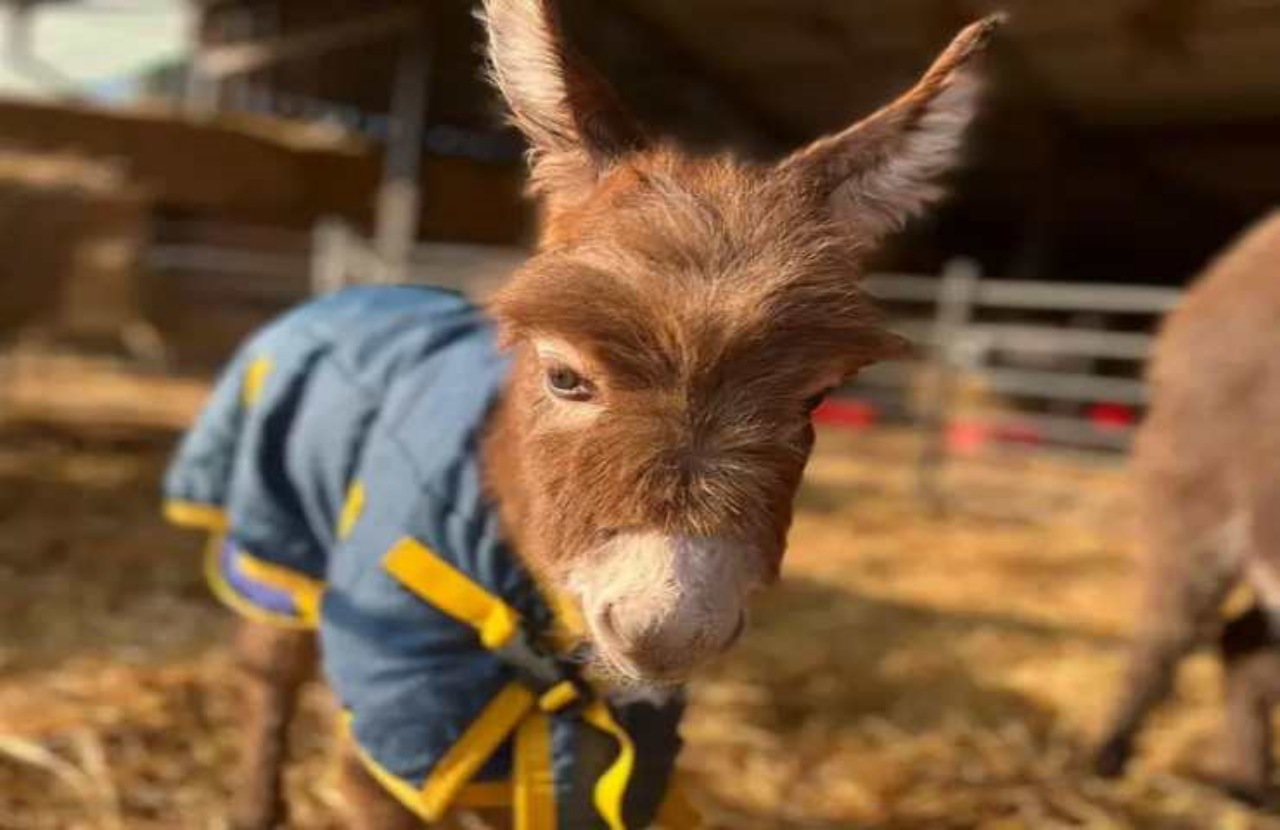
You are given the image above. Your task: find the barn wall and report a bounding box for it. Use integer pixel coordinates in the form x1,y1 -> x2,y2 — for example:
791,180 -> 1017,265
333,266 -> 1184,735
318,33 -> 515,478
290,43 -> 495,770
0,97 -> 527,243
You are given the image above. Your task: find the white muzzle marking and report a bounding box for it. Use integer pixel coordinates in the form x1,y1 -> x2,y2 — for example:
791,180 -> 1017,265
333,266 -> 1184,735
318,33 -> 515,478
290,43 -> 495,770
568,532 -> 762,682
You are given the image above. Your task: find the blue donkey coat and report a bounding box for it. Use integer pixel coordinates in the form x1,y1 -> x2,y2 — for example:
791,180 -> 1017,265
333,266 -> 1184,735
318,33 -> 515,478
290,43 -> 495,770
164,286 -> 684,828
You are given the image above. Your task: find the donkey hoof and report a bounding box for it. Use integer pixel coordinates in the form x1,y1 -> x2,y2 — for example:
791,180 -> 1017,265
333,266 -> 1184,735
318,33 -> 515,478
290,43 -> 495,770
1092,737 -> 1133,779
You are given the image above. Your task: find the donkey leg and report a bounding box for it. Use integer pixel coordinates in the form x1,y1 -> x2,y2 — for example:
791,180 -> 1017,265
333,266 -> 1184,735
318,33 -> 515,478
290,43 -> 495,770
229,619 -> 317,830
1094,508 -> 1239,777
1214,605 -> 1280,805
336,738 -> 425,830
1211,488 -> 1280,803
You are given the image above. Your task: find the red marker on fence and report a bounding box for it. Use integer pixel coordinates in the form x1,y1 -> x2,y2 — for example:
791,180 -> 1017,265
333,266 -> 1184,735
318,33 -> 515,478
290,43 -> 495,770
813,399 -> 879,430
1089,403 -> 1137,431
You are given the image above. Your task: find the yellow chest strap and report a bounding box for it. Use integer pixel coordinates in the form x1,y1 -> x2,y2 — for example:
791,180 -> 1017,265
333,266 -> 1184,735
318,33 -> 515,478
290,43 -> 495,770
382,538 -> 637,830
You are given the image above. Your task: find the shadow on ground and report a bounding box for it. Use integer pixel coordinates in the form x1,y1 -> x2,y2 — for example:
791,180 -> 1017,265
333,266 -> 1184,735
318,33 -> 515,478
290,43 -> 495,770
704,575 -> 1083,742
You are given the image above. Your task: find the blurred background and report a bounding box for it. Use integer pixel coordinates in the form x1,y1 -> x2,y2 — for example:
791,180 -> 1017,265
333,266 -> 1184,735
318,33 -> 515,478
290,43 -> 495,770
0,1 -> 1278,827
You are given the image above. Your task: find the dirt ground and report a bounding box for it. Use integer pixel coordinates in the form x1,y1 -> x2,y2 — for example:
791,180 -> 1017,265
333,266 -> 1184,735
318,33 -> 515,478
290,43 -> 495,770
0,360 -> 1274,829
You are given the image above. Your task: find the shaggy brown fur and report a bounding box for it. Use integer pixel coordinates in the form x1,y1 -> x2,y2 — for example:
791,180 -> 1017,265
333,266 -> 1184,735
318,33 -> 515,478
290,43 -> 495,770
1095,212 -> 1280,804
233,2 -> 1002,826
484,151 -> 904,577
227,622 -> 315,830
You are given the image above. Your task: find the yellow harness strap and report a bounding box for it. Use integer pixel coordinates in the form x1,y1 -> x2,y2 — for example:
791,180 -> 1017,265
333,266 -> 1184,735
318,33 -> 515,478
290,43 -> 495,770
384,538 -> 520,650
581,702 -> 638,830
514,712 -> 557,829
419,683 -> 536,819
384,538 -> 640,830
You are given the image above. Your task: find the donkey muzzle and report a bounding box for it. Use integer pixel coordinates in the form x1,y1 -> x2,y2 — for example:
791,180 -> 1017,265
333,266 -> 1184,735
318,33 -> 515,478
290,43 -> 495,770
571,532 -> 763,683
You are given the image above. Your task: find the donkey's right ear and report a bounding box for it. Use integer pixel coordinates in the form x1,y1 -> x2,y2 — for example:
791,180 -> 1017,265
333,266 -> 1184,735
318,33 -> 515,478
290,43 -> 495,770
482,0 -> 646,194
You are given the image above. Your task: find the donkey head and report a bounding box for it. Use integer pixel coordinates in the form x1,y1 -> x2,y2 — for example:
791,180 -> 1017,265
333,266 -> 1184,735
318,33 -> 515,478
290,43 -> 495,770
482,0 -> 1000,685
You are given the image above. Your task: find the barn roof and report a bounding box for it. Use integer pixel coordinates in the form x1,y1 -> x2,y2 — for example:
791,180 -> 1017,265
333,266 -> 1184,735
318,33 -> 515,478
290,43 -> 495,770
133,0 -> 1280,277
572,0 -> 1280,274
623,0 -> 1280,135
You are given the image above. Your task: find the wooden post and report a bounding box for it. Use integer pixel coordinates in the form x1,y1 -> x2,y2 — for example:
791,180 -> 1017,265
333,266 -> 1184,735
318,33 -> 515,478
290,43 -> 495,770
374,21 -> 433,283
310,218 -> 350,296
916,258 -> 981,513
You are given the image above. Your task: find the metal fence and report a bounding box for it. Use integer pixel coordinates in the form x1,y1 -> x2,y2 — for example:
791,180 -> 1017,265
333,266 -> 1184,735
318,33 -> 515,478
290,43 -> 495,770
149,218 -> 523,305
847,260 -> 1182,506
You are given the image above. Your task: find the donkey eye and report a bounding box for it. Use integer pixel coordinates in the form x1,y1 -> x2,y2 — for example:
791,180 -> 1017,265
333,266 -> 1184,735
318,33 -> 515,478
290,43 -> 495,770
545,365 -> 595,402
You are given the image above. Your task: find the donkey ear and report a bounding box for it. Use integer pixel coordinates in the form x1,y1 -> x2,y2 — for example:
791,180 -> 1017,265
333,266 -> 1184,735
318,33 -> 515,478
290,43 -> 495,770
780,15 -> 1003,243
482,0 -> 645,191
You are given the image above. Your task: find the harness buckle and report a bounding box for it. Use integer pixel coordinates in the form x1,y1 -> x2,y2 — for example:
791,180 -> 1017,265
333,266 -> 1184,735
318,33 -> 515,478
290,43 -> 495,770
494,624 -> 589,715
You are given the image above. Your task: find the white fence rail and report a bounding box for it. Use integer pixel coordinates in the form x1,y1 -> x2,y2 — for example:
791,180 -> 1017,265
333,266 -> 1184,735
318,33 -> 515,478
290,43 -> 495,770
148,218 -> 524,304
855,259 -> 1180,506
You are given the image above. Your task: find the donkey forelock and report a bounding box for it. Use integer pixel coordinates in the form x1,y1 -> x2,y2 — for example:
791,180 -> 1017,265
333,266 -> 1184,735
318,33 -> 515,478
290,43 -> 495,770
479,0 -> 1002,685
493,151 -> 903,388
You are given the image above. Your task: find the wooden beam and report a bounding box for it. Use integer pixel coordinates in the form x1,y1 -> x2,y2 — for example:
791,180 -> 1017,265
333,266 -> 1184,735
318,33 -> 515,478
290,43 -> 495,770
196,7 -> 423,79
959,3 -> 1253,230
582,0 -> 798,150
375,21 -> 434,278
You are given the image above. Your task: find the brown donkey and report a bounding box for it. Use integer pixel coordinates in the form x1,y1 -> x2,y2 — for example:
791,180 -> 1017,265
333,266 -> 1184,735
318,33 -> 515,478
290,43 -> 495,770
174,3 -> 1003,828
1096,212 -> 1280,804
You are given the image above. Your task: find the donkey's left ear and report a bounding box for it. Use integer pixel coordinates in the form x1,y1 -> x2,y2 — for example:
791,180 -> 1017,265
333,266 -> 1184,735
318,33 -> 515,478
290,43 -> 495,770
780,15 -> 1004,244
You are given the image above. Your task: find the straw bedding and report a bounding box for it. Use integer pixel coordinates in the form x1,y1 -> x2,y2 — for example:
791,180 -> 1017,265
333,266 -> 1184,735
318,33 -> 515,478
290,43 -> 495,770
0,363 -> 1274,829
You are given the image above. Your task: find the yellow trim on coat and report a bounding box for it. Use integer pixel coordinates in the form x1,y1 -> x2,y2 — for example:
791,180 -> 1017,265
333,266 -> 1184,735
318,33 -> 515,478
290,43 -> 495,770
201,537 -> 314,632
164,500 -> 229,532
343,684 -> 539,823
167,501 -> 323,629
420,683 -> 538,819
344,713 -> 443,825
234,551 -> 325,626
342,720 -> 519,817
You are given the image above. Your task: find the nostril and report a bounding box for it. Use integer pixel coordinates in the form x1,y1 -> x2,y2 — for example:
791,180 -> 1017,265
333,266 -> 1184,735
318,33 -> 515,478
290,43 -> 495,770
594,527 -> 623,545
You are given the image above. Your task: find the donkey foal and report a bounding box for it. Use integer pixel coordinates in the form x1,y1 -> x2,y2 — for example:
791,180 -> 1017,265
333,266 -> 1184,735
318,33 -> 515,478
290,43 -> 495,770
168,2 -> 1002,827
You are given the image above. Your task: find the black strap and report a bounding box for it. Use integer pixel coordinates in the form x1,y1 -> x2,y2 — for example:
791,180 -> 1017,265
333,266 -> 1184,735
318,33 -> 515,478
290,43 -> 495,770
494,624 -> 590,712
